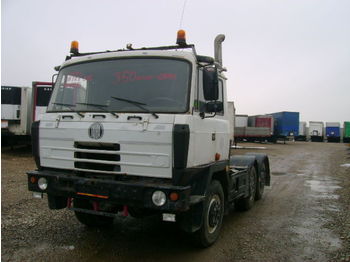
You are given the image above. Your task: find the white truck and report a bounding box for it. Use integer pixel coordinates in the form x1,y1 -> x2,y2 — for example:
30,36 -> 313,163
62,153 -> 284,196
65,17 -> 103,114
309,121 -> 324,142
27,31 -> 270,247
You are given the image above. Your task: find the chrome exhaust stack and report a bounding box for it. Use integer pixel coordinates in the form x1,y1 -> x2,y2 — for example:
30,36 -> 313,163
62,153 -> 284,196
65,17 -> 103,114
214,34 -> 225,69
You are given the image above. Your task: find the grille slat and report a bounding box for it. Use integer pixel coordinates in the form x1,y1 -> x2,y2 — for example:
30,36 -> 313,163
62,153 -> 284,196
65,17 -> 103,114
74,142 -> 120,172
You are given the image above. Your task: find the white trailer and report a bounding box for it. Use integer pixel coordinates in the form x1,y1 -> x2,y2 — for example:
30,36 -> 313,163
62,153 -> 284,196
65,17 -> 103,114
295,121 -> 307,141
1,86 -> 32,145
309,121 -> 324,142
1,82 -> 53,146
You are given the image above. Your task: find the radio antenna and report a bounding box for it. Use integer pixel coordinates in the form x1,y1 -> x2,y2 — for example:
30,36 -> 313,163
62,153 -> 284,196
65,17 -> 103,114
179,0 -> 188,29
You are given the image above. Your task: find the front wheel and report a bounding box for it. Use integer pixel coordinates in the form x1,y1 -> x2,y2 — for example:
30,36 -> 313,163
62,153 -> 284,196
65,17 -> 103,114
194,180 -> 224,247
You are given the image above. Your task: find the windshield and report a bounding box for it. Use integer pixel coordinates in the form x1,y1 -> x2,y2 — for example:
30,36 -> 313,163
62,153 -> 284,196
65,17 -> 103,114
47,58 -> 191,113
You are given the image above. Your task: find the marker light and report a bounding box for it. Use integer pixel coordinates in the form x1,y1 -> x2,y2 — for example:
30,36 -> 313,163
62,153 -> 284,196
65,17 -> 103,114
176,29 -> 187,46
70,40 -> 79,54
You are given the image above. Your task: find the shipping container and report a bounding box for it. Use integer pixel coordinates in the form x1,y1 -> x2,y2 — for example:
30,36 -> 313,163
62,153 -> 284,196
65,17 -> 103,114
309,121 -> 324,142
270,111 -> 299,138
235,114 -> 248,127
248,115 -> 274,133
295,121 -> 307,141
235,114 -> 274,142
344,121 -> 350,143
326,122 -> 341,143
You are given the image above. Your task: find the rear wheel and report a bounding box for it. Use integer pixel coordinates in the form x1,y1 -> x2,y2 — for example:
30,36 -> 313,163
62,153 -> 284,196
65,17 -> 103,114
236,167 -> 257,211
255,161 -> 267,200
74,199 -> 114,227
194,180 -> 224,247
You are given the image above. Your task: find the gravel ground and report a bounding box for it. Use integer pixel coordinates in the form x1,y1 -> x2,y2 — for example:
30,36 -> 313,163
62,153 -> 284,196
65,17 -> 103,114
1,142 -> 350,262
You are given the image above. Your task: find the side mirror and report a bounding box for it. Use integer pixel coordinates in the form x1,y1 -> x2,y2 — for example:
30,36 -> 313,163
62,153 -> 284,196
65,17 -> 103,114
206,101 -> 223,113
203,67 -> 218,101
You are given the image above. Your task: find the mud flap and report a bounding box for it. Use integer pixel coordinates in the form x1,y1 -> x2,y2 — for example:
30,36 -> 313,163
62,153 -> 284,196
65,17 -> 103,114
177,202 -> 204,233
245,153 -> 270,186
48,194 -> 67,210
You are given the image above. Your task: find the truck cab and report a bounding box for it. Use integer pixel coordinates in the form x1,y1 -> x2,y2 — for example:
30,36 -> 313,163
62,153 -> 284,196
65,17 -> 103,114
27,31 -> 270,247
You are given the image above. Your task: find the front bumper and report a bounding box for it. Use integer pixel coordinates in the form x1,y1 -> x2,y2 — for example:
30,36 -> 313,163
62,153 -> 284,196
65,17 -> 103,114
27,169 -> 191,212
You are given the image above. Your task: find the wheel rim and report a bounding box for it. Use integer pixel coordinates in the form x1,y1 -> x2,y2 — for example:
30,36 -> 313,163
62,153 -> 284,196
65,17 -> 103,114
207,194 -> 222,234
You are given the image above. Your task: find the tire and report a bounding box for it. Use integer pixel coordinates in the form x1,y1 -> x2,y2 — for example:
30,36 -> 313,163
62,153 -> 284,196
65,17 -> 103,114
194,180 -> 224,247
236,167 -> 257,211
255,161 -> 267,200
74,199 -> 114,227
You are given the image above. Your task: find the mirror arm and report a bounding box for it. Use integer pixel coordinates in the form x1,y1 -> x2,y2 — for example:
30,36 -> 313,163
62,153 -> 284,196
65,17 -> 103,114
52,73 -> 58,87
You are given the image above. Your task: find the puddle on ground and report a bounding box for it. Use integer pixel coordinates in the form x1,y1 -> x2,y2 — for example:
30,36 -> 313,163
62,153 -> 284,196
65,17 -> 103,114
313,204 -> 341,212
291,224 -> 342,250
305,177 -> 341,200
305,180 -> 341,193
340,163 -> 350,167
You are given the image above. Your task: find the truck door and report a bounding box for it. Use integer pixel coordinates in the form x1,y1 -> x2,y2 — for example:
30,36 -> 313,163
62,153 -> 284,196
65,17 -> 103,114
189,69 -> 230,167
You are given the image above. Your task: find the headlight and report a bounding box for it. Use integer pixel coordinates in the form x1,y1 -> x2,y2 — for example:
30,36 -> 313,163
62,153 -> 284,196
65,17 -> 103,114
152,190 -> 166,206
38,177 -> 48,190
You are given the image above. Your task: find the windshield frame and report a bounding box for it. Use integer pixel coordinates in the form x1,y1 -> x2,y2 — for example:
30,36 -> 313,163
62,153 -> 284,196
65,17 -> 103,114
47,56 -> 193,114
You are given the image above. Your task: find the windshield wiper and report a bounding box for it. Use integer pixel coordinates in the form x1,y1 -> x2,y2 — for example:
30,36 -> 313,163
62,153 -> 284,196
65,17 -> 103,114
111,96 -> 159,119
52,102 -> 84,117
76,102 -> 119,118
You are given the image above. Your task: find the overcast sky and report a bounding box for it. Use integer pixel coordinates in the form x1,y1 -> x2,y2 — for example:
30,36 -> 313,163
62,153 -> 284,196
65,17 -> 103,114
2,0 -> 350,124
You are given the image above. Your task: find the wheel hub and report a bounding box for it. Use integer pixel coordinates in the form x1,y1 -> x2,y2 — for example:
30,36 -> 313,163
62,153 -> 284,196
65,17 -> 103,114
207,195 -> 221,233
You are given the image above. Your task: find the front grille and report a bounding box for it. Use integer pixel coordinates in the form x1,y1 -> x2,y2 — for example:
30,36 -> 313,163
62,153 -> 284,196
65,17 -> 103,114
74,142 -> 120,172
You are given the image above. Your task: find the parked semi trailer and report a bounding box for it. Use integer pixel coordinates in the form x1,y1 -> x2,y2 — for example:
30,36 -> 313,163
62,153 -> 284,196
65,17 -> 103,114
248,115 -> 274,135
234,114 -> 248,140
295,121 -> 307,141
234,114 -> 274,142
270,111 -> 299,140
326,122 -> 341,143
27,31 -> 271,247
309,121 -> 324,142
1,86 -> 32,145
344,121 -> 350,143
1,82 -> 53,146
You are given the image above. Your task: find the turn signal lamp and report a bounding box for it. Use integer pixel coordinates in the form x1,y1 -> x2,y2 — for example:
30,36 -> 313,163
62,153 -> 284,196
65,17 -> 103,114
30,176 -> 37,184
215,153 -> 221,161
176,29 -> 187,46
70,40 -> 79,54
169,192 -> 179,201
